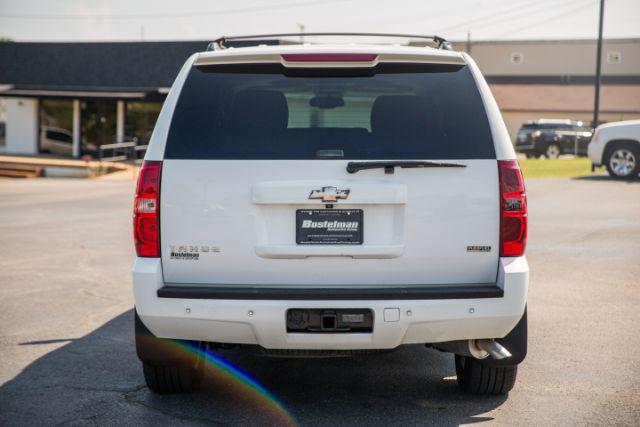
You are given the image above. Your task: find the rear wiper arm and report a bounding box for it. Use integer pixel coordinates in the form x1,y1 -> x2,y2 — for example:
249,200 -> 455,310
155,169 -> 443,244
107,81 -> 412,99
346,160 -> 466,174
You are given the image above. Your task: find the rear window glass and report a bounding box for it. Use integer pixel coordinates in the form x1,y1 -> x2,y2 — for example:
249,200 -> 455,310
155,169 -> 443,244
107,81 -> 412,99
520,123 -> 585,131
165,63 -> 495,159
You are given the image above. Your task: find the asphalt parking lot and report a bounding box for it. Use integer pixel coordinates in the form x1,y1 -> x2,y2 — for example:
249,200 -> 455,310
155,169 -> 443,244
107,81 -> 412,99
1,175 -> 639,426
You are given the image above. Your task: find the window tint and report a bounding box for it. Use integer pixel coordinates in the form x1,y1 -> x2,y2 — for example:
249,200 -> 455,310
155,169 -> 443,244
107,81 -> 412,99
165,63 -> 495,159
46,130 -> 72,143
519,123 -> 574,132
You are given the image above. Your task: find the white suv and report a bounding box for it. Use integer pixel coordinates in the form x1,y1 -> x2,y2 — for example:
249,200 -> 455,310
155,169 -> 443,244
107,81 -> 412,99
588,120 -> 640,179
132,34 -> 529,396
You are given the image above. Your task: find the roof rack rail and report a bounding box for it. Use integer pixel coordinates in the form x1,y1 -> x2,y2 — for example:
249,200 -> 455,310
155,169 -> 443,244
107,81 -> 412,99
207,32 -> 452,51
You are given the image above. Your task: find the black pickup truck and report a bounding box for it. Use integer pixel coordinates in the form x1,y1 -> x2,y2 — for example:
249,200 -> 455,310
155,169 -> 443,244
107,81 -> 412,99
515,119 -> 593,158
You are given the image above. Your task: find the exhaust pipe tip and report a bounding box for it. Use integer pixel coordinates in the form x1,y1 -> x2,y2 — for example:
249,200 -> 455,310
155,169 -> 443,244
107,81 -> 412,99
474,339 -> 512,360
431,339 -> 513,361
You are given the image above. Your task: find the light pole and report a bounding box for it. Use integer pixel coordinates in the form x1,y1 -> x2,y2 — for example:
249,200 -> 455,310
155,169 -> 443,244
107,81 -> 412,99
466,31 -> 471,54
593,0 -> 605,127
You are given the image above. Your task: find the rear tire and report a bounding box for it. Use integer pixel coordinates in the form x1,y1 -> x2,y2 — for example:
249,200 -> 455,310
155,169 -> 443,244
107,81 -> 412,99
544,143 -> 561,159
143,361 -> 204,394
135,310 -> 205,394
455,355 -> 517,395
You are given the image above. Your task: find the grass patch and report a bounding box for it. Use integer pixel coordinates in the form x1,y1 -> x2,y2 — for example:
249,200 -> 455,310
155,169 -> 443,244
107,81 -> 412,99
519,157 -> 604,179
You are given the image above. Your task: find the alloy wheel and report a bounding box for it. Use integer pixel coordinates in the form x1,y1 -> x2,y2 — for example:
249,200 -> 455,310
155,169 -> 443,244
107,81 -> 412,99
545,144 -> 560,159
609,148 -> 637,177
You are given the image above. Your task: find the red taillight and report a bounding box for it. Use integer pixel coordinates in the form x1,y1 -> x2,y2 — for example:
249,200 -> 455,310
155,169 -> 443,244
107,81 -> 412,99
134,160 -> 162,257
281,53 -> 378,62
498,160 -> 527,257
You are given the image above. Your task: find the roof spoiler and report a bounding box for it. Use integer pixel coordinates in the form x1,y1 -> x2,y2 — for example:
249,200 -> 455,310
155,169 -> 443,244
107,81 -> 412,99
207,32 -> 452,51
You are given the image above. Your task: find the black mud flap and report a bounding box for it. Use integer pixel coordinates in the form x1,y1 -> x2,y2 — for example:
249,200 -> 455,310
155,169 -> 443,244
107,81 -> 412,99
478,307 -> 528,367
135,309 -> 199,365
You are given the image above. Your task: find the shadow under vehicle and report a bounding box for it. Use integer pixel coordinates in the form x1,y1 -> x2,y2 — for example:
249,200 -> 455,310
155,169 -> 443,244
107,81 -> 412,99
0,310 -> 508,426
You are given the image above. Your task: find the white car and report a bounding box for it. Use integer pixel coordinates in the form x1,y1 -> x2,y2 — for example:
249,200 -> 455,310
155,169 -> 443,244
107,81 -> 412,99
588,120 -> 640,179
132,33 -> 529,396
40,126 -> 73,155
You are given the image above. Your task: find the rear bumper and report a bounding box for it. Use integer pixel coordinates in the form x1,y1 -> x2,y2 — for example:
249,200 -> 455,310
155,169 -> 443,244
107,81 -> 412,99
156,284 -> 504,300
133,257 -> 528,350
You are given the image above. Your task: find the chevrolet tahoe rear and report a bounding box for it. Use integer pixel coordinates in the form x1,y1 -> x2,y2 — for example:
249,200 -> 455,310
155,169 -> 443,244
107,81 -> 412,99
132,35 -> 529,395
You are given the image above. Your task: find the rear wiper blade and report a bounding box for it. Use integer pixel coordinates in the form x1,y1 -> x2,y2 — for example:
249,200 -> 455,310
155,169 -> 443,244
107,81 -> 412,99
346,160 -> 466,174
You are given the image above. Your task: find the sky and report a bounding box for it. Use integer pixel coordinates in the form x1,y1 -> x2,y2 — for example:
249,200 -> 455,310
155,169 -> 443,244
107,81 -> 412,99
0,0 -> 639,42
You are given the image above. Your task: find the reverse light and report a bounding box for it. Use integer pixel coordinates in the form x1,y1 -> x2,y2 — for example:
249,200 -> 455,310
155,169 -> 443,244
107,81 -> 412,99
498,160 -> 527,257
134,160 -> 162,257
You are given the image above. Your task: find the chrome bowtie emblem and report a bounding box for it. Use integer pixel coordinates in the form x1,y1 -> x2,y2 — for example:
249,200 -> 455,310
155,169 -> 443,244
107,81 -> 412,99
309,186 -> 350,203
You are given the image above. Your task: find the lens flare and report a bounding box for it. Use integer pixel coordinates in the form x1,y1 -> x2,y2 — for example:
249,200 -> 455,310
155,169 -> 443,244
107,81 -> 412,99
163,339 -> 298,426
